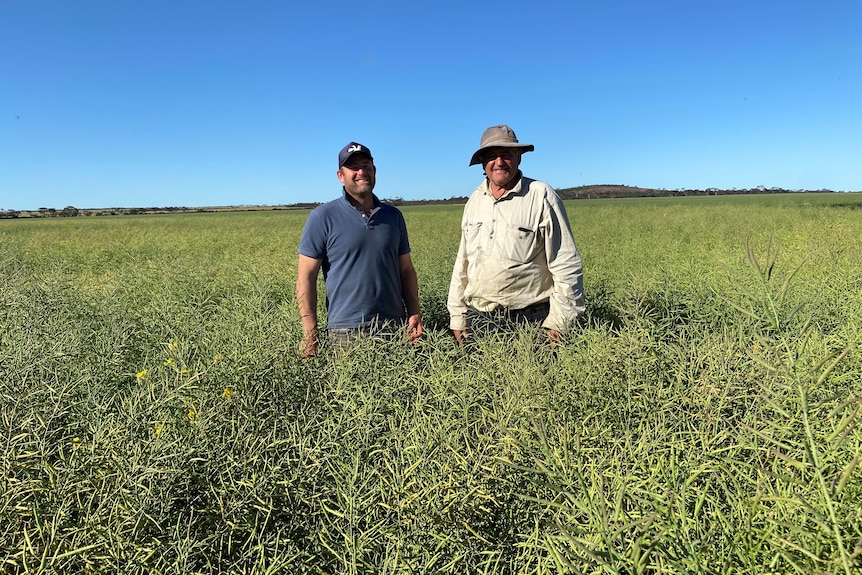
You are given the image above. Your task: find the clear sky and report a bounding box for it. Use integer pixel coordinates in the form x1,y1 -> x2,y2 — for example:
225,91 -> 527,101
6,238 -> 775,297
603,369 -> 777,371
2,0 -> 860,211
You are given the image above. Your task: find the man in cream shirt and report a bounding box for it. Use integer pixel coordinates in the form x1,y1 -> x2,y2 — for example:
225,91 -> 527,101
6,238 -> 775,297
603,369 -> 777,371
447,125 -> 585,344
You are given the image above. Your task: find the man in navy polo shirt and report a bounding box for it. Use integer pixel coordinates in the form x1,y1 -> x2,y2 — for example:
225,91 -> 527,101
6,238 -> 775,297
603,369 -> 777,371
296,142 -> 424,356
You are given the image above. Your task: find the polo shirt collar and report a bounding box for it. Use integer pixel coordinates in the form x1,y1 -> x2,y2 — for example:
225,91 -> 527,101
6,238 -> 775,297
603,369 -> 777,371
340,188 -> 382,210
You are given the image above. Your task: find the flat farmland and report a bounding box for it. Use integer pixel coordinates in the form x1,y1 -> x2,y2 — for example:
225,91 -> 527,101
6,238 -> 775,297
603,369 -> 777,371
2,193 -> 861,573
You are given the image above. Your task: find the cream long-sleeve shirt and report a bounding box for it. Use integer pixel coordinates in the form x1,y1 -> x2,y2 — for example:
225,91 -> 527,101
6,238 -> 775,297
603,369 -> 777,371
447,175 -> 585,333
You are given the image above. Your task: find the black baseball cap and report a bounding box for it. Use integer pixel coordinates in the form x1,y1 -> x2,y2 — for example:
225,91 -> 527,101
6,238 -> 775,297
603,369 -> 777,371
338,142 -> 373,167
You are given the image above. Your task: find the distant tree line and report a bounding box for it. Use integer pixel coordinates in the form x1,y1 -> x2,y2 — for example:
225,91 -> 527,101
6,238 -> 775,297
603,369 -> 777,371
1,186 -> 847,218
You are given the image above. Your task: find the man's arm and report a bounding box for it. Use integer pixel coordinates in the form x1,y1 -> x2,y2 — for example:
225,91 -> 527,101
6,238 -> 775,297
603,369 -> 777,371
541,193 -> 585,337
296,254 -> 323,356
446,222 -> 470,344
399,254 -> 424,342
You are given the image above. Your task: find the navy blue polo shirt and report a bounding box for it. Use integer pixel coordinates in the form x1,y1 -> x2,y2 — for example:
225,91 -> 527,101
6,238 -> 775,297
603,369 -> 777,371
298,191 -> 411,329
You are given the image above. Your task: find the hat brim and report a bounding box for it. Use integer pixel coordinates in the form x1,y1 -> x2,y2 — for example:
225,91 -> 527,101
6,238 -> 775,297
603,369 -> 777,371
469,143 -> 534,166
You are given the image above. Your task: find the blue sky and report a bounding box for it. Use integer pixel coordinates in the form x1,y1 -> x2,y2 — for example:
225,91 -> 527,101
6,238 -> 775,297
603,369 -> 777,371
2,0 -> 860,211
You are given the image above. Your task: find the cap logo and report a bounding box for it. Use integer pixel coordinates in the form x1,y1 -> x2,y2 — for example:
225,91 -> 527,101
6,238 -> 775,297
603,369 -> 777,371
348,144 -> 362,153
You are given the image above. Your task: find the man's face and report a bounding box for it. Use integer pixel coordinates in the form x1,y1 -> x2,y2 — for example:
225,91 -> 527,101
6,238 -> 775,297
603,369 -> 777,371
337,154 -> 376,196
482,147 -> 522,189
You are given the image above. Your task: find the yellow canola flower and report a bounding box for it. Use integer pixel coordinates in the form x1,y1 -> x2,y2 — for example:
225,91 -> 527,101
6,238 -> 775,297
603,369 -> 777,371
221,387 -> 234,401
164,358 -> 175,366
153,423 -> 165,437
169,341 -> 179,349
213,353 -> 224,364
136,369 -> 149,380
187,408 -> 198,423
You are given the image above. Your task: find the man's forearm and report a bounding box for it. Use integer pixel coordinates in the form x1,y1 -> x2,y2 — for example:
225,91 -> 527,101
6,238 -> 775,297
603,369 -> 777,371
295,269 -> 320,356
296,277 -> 319,332
401,268 -> 421,317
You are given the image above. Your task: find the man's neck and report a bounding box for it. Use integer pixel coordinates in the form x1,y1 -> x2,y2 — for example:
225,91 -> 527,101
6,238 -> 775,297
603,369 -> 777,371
489,172 -> 521,199
345,190 -> 375,214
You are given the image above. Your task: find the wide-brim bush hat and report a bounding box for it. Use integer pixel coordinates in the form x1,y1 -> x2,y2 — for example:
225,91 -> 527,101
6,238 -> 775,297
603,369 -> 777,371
469,125 -> 535,166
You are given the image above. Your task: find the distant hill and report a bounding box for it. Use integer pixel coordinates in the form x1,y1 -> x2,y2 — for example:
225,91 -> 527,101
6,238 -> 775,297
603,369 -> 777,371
555,184 -> 836,200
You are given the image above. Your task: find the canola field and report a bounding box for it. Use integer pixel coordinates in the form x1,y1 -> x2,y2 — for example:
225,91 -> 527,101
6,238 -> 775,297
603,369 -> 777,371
2,193 -> 862,574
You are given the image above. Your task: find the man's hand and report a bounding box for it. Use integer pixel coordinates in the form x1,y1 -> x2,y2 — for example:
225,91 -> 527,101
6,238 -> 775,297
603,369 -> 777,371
452,329 -> 466,346
406,314 -> 424,343
300,327 -> 319,357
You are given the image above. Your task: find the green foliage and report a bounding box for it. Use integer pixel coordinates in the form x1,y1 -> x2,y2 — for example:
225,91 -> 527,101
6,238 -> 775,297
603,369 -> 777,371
1,193 -> 861,573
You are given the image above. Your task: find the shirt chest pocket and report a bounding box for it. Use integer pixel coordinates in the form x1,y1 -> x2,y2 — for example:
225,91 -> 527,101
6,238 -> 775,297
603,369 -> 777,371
463,222 -> 486,256
500,223 -> 542,262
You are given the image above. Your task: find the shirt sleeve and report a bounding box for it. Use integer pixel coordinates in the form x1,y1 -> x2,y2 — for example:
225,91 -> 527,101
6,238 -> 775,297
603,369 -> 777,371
540,192 -> 585,332
397,210 -> 411,256
297,208 -> 326,259
446,212 -> 470,331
